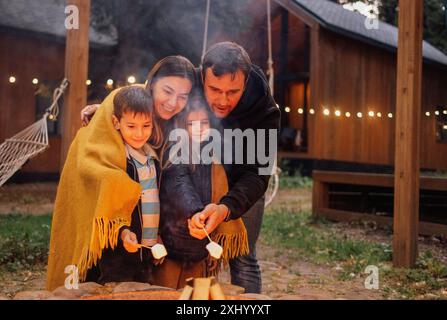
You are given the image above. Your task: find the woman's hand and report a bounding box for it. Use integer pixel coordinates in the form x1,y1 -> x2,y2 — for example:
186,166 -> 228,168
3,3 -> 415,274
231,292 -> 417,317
80,104 -> 100,126
120,229 -> 139,253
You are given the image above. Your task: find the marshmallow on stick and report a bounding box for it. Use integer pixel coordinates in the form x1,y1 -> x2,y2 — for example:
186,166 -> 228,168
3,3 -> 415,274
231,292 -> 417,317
202,227 -> 223,259
151,243 -> 168,259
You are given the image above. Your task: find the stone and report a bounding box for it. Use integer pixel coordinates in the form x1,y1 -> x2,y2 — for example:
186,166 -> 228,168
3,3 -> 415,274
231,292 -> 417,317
0,295 -> 11,300
239,293 -> 273,300
13,290 -> 53,300
219,283 -> 245,295
52,285 -> 88,299
78,282 -> 104,291
112,282 -> 153,293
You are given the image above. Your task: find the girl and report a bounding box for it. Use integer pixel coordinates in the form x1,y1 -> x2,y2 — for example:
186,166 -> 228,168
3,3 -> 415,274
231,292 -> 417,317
152,90 -> 249,289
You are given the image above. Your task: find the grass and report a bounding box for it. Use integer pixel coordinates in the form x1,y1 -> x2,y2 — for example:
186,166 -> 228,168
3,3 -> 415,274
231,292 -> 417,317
261,204 -> 447,299
279,174 -> 313,189
0,214 -> 52,275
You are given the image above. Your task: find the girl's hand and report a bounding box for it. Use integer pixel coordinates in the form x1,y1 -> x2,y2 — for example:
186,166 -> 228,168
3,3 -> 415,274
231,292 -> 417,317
207,256 -> 219,273
153,236 -> 166,265
121,229 -> 139,253
80,104 -> 100,126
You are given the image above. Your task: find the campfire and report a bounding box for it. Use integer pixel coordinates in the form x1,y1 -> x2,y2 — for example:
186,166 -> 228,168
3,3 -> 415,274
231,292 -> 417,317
82,277 -> 250,300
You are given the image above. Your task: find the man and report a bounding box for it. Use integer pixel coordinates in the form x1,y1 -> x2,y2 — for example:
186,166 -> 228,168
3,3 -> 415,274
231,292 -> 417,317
189,42 -> 280,293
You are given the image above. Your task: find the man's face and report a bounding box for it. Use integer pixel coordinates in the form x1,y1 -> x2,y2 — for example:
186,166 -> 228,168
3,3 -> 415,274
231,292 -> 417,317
203,68 -> 245,118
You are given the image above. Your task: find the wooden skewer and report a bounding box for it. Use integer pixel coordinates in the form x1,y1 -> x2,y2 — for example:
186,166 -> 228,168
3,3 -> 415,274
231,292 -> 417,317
137,244 -> 152,250
202,227 -> 213,243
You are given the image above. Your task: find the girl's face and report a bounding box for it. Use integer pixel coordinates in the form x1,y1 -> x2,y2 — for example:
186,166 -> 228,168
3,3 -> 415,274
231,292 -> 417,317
187,109 -> 210,143
152,76 -> 193,120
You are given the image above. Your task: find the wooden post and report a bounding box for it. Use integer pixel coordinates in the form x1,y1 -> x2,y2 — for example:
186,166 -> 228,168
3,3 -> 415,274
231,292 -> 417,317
61,0 -> 91,168
393,0 -> 424,268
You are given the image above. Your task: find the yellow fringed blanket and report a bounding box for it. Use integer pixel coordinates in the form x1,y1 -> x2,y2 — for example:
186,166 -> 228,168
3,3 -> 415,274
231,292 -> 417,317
46,88 -> 141,291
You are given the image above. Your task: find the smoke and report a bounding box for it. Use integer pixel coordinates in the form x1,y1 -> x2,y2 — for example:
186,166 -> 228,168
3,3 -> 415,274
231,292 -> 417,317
90,0 -> 266,82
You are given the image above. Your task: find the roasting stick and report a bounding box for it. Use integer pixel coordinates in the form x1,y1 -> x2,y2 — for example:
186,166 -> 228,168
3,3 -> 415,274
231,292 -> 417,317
202,227 -> 213,243
137,244 -> 152,250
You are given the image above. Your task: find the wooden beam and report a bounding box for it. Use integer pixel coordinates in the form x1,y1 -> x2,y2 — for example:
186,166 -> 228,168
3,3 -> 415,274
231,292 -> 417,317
393,0 -> 424,268
61,0 -> 91,168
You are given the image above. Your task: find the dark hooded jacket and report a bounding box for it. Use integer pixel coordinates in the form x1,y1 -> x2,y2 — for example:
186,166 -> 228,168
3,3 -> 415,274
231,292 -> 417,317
201,64 -> 281,219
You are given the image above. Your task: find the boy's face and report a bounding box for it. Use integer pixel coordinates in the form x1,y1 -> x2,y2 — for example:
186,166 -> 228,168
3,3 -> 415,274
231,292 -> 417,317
187,109 -> 210,143
112,111 -> 153,150
203,68 -> 246,118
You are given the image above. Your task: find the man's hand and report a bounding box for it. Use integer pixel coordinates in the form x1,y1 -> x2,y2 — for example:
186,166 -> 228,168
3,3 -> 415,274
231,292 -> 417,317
81,104 -> 100,126
121,229 -> 139,253
188,203 -> 229,240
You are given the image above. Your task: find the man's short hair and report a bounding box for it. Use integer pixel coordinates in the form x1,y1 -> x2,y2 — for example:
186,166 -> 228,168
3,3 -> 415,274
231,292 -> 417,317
202,42 -> 252,80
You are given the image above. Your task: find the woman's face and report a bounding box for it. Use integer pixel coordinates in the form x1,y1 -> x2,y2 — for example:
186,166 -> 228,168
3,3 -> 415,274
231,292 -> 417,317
152,76 -> 193,120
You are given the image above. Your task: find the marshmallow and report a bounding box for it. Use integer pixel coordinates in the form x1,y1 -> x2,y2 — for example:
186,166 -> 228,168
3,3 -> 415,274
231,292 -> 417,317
151,243 -> 167,259
206,241 -> 223,259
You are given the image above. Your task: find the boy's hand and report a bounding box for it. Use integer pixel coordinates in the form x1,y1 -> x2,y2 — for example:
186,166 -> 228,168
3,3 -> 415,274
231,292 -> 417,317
81,104 -> 100,126
121,229 -> 139,253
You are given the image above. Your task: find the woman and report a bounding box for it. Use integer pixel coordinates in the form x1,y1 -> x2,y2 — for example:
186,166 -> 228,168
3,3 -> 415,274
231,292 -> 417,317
82,55 -> 195,138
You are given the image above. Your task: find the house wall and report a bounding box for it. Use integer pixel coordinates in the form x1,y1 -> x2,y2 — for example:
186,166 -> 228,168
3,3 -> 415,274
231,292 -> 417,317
304,28 -> 447,170
0,30 -> 65,174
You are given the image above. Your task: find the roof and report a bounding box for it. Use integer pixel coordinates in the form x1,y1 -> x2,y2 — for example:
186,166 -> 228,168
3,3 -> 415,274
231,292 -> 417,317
0,0 -> 117,47
281,0 -> 447,66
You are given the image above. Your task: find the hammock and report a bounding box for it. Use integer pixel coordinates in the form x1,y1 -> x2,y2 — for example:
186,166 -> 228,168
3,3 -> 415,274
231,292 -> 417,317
0,78 -> 69,187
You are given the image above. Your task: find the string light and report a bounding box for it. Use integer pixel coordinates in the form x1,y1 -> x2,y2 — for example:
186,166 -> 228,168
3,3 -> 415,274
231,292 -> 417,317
377,112 -> 382,118
388,113 -> 393,118
345,112 -> 351,118
335,110 -> 341,117
298,108 -> 304,114
357,112 -> 363,118
435,111 -> 440,116
32,78 -> 39,85
323,108 -> 330,116
86,79 -> 92,86
425,111 -> 430,117
443,110 -> 447,115
368,111 -> 375,117
443,125 -> 447,130
309,108 -> 315,115
127,76 -> 136,84
107,79 -> 114,86
285,106 -> 291,113
9,76 -> 16,83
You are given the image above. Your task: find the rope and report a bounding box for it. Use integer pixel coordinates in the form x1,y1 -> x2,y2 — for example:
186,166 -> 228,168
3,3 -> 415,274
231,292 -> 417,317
266,0 -> 274,95
202,0 -> 211,61
0,78 -> 69,187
